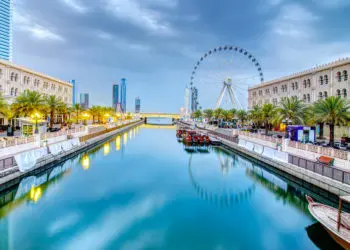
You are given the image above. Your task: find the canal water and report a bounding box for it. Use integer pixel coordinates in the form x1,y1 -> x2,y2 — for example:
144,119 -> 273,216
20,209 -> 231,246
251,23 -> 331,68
0,123 -> 343,249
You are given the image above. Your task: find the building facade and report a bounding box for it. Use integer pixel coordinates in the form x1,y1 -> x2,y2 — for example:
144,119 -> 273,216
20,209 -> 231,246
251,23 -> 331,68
79,93 -> 89,109
0,59 -> 73,105
248,58 -> 350,108
120,78 -> 127,113
112,84 -> 119,110
135,97 -> 140,113
0,0 -> 12,61
191,87 -> 198,112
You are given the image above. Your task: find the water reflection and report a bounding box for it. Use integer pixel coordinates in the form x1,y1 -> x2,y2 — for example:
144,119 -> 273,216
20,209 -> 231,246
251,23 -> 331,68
123,132 -> 128,146
103,142 -> 110,156
115,136 -> 121,151
81,154 -> 90,170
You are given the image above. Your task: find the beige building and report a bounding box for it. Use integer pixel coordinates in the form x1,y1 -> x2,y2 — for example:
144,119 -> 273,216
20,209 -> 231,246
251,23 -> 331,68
248,57 -> 350,108
0,59 -> 73,124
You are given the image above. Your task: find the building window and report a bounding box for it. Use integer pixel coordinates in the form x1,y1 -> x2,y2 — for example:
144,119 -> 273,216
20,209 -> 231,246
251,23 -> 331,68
303,94 -> 306,102
43,82 -> 48,89
303,80 -> 307,88
337,89 -> 341,97
324,74 -> 328,84
343,89 -> 347,98
23,76 -> 27,84
27,77 -> 30,84
324,91 -> 328,98
307,79 -> 311,87
319,76 -> 323,85
307,94 -> 310,102
295,82 -> 298,89
10,88 -> 14,96
258,90 -> 263,96
15,74 -> 18,82
319,92 -> 323,99
344,70 -> 348,81
51,84 -> 56,91
10,72 -> 15,81
337,71 -> 342,82
14,88 -> 18,96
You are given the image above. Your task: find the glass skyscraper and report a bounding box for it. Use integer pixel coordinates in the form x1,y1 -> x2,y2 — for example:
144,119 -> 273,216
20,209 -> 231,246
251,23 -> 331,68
112,84 -> 119,110
79,93 -> 89,109
120,78 -> 127,113
71,80 -> 76,105
0,0 -> 13,61
135,97 -> 140,113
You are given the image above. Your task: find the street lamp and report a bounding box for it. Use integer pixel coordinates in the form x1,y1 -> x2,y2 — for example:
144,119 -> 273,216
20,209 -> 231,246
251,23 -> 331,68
82,113 -> 89,126
31,112 -> 41,134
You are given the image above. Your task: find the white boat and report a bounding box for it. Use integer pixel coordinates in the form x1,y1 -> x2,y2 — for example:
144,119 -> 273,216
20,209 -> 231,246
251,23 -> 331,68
306,195 -> 350,249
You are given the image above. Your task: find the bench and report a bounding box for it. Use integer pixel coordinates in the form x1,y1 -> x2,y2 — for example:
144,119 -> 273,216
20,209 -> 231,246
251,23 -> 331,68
317,156 -> 335,166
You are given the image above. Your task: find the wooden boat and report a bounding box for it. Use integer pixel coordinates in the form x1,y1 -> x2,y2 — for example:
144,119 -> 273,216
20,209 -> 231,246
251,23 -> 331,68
184,135 -> 192,143
306,195 -> 350,249
193,135 -> 199,143
199,135 -> 205,144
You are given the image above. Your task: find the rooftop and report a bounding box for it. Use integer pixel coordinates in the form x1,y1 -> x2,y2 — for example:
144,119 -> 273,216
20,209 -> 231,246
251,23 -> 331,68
249,57 -> 350,90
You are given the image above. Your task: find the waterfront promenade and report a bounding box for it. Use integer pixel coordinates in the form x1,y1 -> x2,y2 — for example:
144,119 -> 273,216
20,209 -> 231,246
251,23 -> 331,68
180,121 -> 350,196
0,119 -> 143,191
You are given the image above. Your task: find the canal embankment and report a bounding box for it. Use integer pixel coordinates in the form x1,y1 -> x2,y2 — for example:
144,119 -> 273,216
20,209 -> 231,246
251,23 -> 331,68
0,120 -> 144,192
178,121 -> 350,196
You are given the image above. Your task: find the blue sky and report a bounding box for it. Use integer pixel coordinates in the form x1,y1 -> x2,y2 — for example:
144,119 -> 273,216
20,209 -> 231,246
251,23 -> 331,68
12,0 -> 350,112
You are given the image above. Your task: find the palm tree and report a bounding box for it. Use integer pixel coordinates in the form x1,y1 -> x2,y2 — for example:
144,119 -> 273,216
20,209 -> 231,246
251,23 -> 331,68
261,103 -> 277,135
237,110 -> 248,126
73,103 -> 83,124
222,110 -> 232,121
249,105 -> 263,129
12,90 -> 45,116
0,93 -> 8,117
213,108 -> 224,120
89,106 -> 100,124
275,96 -> 307,125
192,110 -> 202,119
203,109 -> 213,121
313,96 -> 350,146
46,95 -> 64,128
228,109 -> 236,120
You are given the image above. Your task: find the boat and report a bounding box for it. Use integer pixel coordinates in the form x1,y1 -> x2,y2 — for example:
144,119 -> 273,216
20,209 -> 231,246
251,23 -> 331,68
306,195 -> 350,249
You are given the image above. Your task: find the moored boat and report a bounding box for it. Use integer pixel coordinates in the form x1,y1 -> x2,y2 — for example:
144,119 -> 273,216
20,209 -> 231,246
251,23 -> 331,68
306,195 -> 350,249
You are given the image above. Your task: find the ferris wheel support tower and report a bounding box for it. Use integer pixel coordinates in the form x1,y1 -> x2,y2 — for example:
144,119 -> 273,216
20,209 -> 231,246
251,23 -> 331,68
214,79 -> 243,110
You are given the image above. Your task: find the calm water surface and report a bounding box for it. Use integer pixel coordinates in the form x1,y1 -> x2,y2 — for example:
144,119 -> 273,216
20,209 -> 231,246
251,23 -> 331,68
0,124 -> 342,249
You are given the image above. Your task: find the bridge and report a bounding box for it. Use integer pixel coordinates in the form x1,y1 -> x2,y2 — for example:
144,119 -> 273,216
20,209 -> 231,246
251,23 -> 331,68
139,113 -> 180,119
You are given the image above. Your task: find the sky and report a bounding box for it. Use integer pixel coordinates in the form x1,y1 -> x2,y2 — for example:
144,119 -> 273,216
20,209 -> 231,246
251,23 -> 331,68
12,0 -> 350,113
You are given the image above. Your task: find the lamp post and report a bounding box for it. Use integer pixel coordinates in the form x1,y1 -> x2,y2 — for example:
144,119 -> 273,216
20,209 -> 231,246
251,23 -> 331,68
82,113 -> 89,126
31,112 -> 41,134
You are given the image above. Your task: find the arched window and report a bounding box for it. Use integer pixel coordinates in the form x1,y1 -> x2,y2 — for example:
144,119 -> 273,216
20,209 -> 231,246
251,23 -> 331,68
337,71 -> 342,82
27,77 -> 30,84
319,92 -> 323,99
303,80 -> 307,88
307,79 -> 311,87
337,89 -> 341,97
23,76 -> 27,84
14,88 -> 18,96
14,74 -> 18,82
319,75 -> 323,85
295,82 -> 298,89
344,70 -> 348,81
10,72 -> 15,81
303,94 -> 306,102
324,75 -> 328,84
10,88 -> 14,96
307,94 -> 311,102
324,91 -> 328,98
343,89 -> 347,98
291,82 -> 295,90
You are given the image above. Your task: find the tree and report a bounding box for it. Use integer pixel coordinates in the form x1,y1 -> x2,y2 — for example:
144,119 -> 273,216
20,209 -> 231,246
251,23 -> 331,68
0,93 -> 8,117
275,97 -> 307,125
228,109 -> 237,120
46,95 -> 65,128
237,110 -> 248,126
222,110 -> 232,121
192,110 -> 202,119
12,90 -> 45,116
213,108 -> 224,120
249,105 -> 263,128
313,96 -> 350,146
261,103 -> 277,135
73,104 -> 83,124
203,109 -> 213,120
89,106 -> 100,124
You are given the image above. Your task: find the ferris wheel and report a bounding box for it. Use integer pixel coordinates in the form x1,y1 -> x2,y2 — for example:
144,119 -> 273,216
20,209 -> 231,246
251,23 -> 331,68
189,45 -> 264,110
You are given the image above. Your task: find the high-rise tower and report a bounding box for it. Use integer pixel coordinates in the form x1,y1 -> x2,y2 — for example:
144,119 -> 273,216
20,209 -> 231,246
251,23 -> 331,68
112,84 -> 119,110
120,78 -> 127,113
135,97 -> 140,113
0,0 -> 13,61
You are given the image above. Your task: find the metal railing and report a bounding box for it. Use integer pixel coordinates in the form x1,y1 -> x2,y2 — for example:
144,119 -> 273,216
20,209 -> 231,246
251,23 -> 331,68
288,154 -> 350,185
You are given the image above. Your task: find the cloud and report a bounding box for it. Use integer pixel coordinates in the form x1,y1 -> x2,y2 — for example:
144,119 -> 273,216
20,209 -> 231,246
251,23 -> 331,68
60,0 -> 89,13
14,9 -> 65,42
104,0 -> 177,36
62,196 -> 166,250
311,0 -> 350,8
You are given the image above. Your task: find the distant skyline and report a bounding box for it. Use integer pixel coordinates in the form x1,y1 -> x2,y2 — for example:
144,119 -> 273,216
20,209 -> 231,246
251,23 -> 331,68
12,0 -> 350,112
